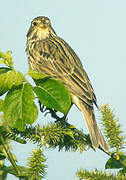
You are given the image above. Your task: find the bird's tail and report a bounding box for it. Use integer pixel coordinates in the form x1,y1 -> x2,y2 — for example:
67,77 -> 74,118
80,102 -> 109,152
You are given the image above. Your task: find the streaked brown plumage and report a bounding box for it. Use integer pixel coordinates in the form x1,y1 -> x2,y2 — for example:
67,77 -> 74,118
26,16 -> 109,152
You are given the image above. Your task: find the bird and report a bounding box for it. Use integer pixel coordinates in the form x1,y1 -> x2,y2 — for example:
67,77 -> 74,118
26,16 -> 109,152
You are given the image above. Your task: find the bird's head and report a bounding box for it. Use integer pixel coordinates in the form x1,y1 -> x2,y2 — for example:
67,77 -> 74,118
27,16 -> 56,41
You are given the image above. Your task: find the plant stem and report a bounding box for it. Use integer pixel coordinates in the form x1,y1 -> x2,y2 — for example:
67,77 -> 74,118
0,135 -> 21,177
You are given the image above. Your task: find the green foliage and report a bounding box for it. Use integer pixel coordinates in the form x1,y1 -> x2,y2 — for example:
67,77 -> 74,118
99,105 -> 126,178
0,51 -> 14,68
4,83 -> 38,131
0,165 -> 29,180
100,104 -> 125,151
0,118 -> 88,179
76,168 -> 126,180
76,168 -> 117,180
0,50 -> 72,179
105,154 -> 126,176
0,99 -> 4,111
75,105 -> 126,180
27,148 -> 47,179
105,157 -> 123,169
34,78 -> 71,115
0,50 -> 126,179
10,122 -> 89,153
28,69 -> 71,114
0,51 -> 71,131
27,69 -> 49,79
0,68 -> 23,96
0,122 -> 47,179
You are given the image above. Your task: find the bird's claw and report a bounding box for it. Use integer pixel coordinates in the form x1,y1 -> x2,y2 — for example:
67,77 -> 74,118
38,101 -> 67,122
38,100 -> 46,112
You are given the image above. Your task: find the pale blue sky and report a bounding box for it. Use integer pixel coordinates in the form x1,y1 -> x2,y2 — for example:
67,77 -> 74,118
1,1 -> 126,179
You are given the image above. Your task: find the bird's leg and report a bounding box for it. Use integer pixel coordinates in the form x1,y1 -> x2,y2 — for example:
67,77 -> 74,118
54,103 -> 73,123
54,113 -> 67,123
38,100 -> 62,120
45,108 -> 58,119
38,101 -> 73,123
38,100 -> 46,113
44,108 -> 67,122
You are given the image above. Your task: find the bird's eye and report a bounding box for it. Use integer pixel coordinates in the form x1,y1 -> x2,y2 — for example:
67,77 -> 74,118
33,22 -> 38,26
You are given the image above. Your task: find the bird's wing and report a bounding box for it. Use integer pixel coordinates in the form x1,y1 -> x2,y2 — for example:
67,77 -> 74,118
33,35 -> 97,108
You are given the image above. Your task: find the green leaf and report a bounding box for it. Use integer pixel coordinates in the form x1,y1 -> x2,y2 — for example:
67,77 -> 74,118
27,70 -> 49,79
0,155 -> 6,160
0,51 -> 6,59
0,165 -> 8,180
118,168 -> 126,176
120,155 -> 126,167
105,157 -> 123,169
0,99 -> 4,112
0,51 -> 14,68
0,68 -> 23,96
13,71 -> 24,86
4,83 -> 38,131
0,68 -> 13,95
34,78 -> 71,115
2,165 -> 29,179
27,148 -> 47,179
0,151 -> 6,160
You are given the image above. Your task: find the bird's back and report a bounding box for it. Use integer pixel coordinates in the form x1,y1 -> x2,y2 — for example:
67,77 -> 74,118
26,34 -> 97,108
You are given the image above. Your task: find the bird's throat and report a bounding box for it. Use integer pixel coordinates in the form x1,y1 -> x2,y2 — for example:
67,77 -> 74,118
36,28 -> 50,39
